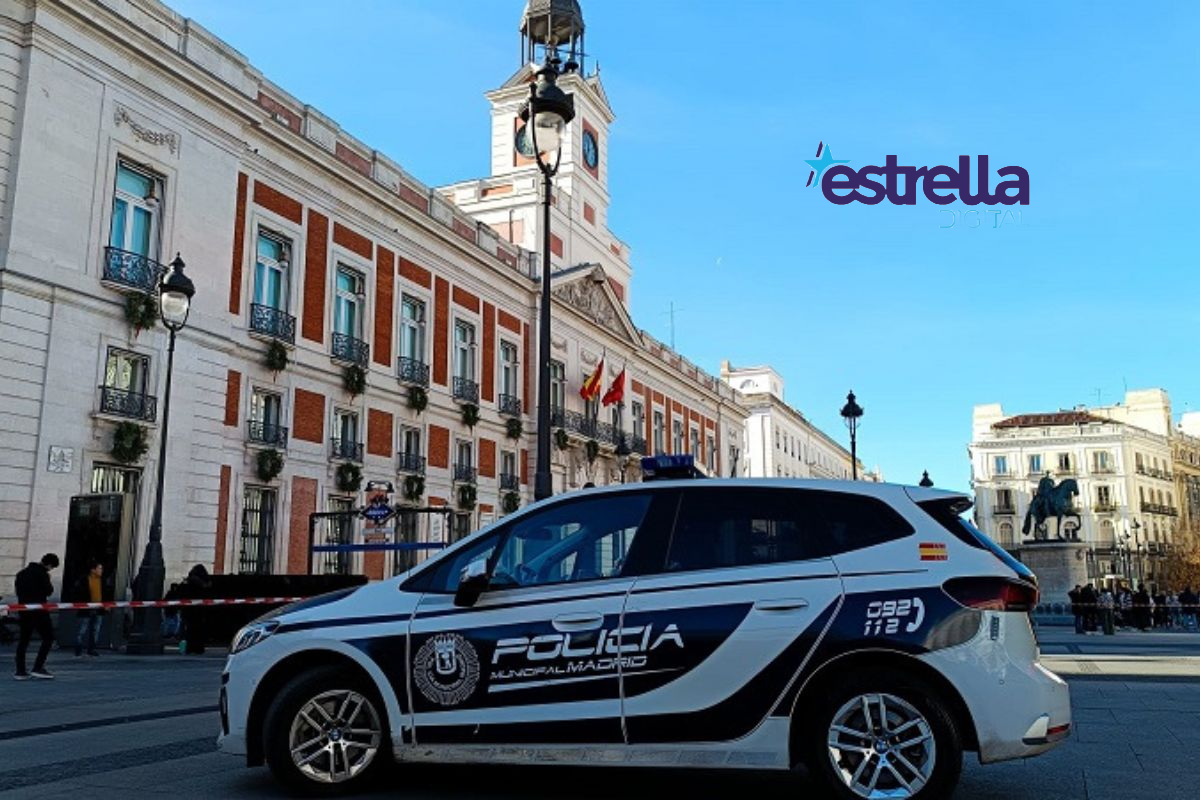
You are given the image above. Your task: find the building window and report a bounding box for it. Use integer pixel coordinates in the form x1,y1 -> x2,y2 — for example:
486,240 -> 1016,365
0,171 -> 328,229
454,439 -> 475,484
393,511 -> 420,575
454,320 -> 476,382
109,161 -> 161,259
996,488 -> 1014,512
398,425 -> 423,474
248,389 -> 286,446
993,455 -> 1008,476
499,341 -> 519,399
254,231 -> 290,311
1028,454 -> 1042,475
1093,451 -> 1112,473
333,409 -> 361,461
104,348 -> 150,395
333,266 -> 364,339
631,401 -> 645,435
1135,453 -> 1144,472
653,410 -> 665,454
707,435 -> 716,472
500,450 -> 518,492
998,521 -> 1014,543
321,496 -> 355,575
399,295 -> 426,363
610,404 -> 621,431
673,420 -> 684,454
689,427 -> 700,457
1057,453 -> 1071,473
775,430 -> 781,450
238,487 -> 276,575
1096,485 -> 1112,508
453,512 -> 473,542
550,360 -> 566,412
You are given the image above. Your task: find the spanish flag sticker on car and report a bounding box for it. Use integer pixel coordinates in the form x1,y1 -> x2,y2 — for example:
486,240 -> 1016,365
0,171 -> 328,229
919,542 -> 948,561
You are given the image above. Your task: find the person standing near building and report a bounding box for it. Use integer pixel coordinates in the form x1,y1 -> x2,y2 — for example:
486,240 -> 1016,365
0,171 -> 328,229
14,553 -> 59,680
72,561 -> 105,658
1068,585 -> 1083,634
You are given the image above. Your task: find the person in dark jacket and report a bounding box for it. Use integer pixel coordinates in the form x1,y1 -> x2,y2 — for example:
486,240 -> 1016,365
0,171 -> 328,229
1133,584 -> 1152,631
179,564 -> 212,655
14,553 -> 59,680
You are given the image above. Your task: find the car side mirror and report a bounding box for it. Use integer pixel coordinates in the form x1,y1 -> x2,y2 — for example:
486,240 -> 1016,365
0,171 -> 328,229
454,556 -> 490,607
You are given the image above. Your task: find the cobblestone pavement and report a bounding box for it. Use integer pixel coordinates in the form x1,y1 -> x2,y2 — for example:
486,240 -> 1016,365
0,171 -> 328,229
2,627 -> 1197,799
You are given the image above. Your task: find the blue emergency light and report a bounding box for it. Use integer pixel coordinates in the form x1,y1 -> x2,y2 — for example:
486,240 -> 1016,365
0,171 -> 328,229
640,454 -> 705,481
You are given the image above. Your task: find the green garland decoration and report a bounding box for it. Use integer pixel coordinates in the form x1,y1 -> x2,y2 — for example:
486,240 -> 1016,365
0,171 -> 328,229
255,447 -> 284,482
585,439 -> 600,464
461,403 -> 480,428
336,461 -> 363,493
505,417 -> 524,440
501,491 -> 520,514
403,474 -> 425,502
124,293 -> 158,334
554,428 -> 570,451
111,421 -> 149,464
407,386 -> 429,412
264,340 -> 289,373
457,483 -> 477,511
342,364 -> 367,396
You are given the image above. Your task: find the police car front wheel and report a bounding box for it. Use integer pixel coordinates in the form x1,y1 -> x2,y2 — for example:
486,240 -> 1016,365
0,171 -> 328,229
263,667 -> 388,795
805,671 -> 962,800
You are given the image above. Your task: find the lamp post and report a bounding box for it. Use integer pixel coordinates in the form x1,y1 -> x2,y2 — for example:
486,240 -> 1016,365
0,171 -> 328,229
919,471 -> 934,488
522,53 -> 575,502
127,254 -> 195,654
840,390 -> 864,480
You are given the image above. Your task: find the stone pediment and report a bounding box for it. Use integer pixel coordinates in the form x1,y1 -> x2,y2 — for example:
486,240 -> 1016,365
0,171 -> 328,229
551,267 -> 640,344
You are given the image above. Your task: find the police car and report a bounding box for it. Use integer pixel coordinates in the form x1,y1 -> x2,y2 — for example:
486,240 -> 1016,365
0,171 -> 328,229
218,463 -> 1070,798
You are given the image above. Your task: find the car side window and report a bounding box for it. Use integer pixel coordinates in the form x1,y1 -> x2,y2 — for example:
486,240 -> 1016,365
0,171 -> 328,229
420,529 -> 503,594
815,492 -> 915,553
666,488 -> 827,572
490,494 -> 652,589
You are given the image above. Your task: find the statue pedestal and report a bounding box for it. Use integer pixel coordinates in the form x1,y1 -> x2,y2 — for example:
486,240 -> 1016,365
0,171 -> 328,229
1013,540 -> 1090,610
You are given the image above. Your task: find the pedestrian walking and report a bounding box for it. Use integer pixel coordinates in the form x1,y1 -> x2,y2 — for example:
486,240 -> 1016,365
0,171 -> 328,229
71,560 -> 105,658
1133,584 -> 1152,631
1080,583 -> 1098,633
1068,585 -> 1083,634
14,553 -> 60,680
1099,588 -> 1116,635
179,564 -> 212,655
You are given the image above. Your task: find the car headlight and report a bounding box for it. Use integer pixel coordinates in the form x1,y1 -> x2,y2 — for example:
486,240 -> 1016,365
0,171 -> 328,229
231,620 -> 280,654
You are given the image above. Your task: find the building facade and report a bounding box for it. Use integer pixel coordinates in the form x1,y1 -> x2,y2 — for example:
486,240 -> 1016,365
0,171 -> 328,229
970,390 -> 1181,596
0,0 -> 745,596
719,362 -> 860,481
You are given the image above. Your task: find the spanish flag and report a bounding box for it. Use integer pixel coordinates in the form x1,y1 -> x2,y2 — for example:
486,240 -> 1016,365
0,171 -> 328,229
919,542 -> 948,562
580,357 -> 605,400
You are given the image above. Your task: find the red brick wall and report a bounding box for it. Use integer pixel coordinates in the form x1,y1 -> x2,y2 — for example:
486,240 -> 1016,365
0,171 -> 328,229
228,173 -> 247,314
583,202 -> 595,225
643,385 -> 653,448
522,323 -> 532,413
213,465 -> 231,574
367,408 -> 393,457
428,424 -> 450,469
373,246 -> 394,367
256,92 -> 302,134
287,477 -> 317,574
363,550 -> 385,581
608,278 -> 625,303
433,278 -> 449,386
498,309 -> 521,335
399,257 -> 432,289
452,286 -> 480,313
482,302 -> 495,403
223,369 -> 241,427
294,389 -> 325,443
452,218 -> 476,243
520,448 -> 529,485
335,142 -> 372,178
479,437 -> 496,479
333,221 -> 372,260
550,233 -> 563,257
252,180 -> 303,225
302,210 -> 328,343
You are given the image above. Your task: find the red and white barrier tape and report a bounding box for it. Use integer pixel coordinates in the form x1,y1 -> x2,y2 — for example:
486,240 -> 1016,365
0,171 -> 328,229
1,597 -> 305,613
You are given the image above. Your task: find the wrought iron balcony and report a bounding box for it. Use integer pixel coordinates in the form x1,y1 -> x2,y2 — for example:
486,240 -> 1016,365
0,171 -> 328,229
331,332 -> 369,367
102,246 -> 164,294
1094,502 -> 1119,513
452,376 -> 479,404
627,434 -> 648,454
247,420 -> 288,447
1092,464 -> 1115,475
330,438 -> 363,463
397,451 -> 426,475
453,463 -> 477,484
499,472 -> 519,491
993,505 -> 1017,516
98,386 -> 157,422
396,356 -> 430,387
249,303 -> 296,344
498,393 -> 522,417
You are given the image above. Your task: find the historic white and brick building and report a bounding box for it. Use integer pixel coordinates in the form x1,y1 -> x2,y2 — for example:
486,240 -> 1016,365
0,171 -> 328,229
0,0 -> 747,596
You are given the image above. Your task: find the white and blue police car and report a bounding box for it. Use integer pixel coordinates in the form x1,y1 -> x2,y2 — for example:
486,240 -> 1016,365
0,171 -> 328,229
218,458 -> 1070,798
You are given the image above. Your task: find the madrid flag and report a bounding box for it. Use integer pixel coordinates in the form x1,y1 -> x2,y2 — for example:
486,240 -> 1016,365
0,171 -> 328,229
601,367 -> 625,406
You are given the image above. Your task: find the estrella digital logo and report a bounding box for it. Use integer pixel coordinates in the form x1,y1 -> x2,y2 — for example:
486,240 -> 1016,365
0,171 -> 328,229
805,141 -> 1029,206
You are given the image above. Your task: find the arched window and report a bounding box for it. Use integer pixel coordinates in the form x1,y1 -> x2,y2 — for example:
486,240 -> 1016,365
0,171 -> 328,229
998,521 -> 1014,543
1099,518 -> 1115,545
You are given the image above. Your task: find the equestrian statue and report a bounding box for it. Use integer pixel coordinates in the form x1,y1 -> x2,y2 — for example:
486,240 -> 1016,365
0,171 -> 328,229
1022,474 -> 1081,539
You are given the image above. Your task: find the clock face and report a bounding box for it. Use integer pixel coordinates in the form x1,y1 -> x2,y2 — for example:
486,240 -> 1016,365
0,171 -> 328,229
514,123 -> 535,158
582,130 -> 599,168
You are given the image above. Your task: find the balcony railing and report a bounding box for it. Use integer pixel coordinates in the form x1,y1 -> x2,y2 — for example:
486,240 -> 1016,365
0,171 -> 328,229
1094,502 -> 1119,513
1092,464 -> 1115,474
1140,502 -> 1178,516
396,356 -> 430,387
498,393 -> 522,417
397,452 -> 426,475
453,463 -> 477,484
452,376 -> 479,404
331,332 -> 369,367
499,472 -> 519,491
330,438 -> 363,463
247,420 -> 288,447
625,434 -> 648,454
249,303 -> 296,344
993,505 -> 1017,516
98,386 -> 157,422
102,246 -> 164,294
1054,466 -> 1075,476
551,407 -> 642,450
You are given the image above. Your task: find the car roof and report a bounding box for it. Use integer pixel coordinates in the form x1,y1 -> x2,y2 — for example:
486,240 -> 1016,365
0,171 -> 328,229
546,478 -> 968,506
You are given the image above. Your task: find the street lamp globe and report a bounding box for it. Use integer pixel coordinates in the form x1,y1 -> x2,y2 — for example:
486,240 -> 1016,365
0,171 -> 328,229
160,253 -> 195,331
919,471 -> 934,488
521,60 -> 575,169
840,390 -> 864,427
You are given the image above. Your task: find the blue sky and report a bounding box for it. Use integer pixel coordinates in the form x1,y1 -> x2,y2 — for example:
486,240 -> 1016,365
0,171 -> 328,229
170,0 -> 1199,491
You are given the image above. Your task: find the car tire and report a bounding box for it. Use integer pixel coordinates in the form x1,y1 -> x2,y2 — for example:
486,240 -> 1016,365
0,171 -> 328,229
802,668 -> 962,800
263,665 -> 390,796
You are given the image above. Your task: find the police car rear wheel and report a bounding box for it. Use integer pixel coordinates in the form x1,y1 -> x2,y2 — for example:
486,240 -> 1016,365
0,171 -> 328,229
264,667 -> 387,795
806,671 -> 961,800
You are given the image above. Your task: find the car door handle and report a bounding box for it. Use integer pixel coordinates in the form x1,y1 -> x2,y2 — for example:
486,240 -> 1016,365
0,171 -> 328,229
754,598 -> 810,612
552,613 -> 604,632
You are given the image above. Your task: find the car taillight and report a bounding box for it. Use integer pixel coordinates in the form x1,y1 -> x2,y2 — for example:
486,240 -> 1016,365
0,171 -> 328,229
943,577 -> 1039,612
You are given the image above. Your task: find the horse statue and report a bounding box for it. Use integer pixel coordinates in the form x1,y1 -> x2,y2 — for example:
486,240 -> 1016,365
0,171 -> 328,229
1022,475 -> 1081,538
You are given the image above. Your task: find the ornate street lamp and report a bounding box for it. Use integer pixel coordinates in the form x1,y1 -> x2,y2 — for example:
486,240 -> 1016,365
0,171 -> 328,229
840,390 -> 864,481
919,471 -> 934,488
127,254 -> 195,654
522,54 -> 575,502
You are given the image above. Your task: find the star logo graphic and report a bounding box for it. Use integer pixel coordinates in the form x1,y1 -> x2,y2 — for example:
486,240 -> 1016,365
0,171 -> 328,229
805,141 -> 850,187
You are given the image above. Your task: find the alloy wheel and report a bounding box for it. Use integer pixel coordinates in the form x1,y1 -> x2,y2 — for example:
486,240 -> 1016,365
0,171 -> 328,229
288,689 -> 382,784
826,692 -> 936,799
